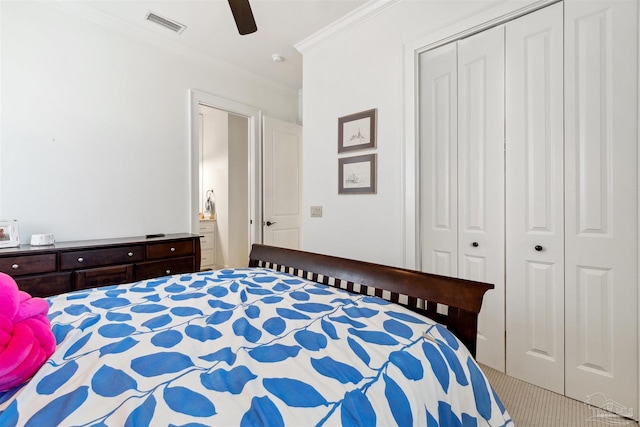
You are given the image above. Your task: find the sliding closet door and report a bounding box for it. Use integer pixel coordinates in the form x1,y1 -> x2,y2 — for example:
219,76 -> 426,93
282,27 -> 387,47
564,0 -> 638,413
419,43 -> 458,277
457,26 -> 505,371
505,3 -> 565,393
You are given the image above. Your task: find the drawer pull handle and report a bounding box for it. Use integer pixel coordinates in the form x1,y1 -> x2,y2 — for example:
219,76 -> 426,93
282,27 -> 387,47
11,264 -> 19,270
77,257 -> 84,263
170,247 -> 176,252
166,269 -> 171,274
128,252 -> 134,257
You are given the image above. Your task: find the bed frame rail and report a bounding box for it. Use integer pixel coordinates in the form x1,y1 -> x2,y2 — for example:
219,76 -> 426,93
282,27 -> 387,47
248,244 -> 493,357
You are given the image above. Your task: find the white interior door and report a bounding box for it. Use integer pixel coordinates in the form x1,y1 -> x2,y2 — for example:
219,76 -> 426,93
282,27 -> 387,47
419,42 -> 458,277
505,2 -> 565,393
564,0 -> 638,414
419,25 -> 505,370
263,116 -> 303,250
457,25 -> 506,372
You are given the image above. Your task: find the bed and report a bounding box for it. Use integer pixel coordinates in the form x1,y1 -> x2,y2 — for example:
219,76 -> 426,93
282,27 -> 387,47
0,244 -> 513,426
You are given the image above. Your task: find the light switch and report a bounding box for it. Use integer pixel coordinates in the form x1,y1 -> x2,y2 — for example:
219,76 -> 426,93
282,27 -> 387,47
310,206 -> 323,217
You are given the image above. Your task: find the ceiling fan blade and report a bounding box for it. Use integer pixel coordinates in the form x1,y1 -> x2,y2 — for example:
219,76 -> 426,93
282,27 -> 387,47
228,0 -> 257,35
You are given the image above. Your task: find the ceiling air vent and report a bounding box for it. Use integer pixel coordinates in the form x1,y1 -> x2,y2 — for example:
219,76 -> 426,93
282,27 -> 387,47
145,12 -> 186,34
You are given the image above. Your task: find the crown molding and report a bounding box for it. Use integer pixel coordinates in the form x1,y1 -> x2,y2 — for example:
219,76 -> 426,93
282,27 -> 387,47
295,0 -> 401,54
45,1 -> 298,98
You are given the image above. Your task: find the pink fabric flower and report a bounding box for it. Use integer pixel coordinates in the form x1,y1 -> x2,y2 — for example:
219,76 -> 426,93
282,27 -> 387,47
0,272 -> 55,390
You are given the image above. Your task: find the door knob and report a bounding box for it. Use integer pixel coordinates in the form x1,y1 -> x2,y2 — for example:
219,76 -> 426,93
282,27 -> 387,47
535,245 -> 543,252
472,242 -> 479,247
265,221 -> 277,226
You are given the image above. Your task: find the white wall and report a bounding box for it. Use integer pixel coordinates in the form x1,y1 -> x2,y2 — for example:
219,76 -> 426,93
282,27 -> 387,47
200,106 -> 227,218
200,106 -> 228,267
300,0 -> 505,266
0,1 -> 298,243
228,113 -> 249,266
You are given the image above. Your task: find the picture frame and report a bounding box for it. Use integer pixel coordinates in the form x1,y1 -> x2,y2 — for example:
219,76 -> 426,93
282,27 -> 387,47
338,108 -> 377,153
0,220 -> 20,248
339,154 -> 377,194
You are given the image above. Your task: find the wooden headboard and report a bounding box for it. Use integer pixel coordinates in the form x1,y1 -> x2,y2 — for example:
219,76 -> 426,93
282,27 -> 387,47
248,244 -> 494,358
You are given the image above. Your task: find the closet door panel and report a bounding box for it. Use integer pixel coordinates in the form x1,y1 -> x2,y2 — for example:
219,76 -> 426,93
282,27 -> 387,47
419,43 -> 458,277
565,0 -> 638,414
457,25 -> 505,371
505,3 -> 564,393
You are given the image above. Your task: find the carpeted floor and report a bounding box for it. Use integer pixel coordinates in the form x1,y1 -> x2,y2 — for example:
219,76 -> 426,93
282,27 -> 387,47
479,364 -> 639,426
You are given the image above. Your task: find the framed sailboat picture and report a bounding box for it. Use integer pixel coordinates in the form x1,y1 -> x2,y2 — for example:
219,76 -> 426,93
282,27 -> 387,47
339,154 -> 377,194
338,108 -> 377,153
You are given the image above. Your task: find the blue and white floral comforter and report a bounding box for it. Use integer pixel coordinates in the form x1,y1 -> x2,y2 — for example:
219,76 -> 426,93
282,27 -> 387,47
0,268 -> 513,427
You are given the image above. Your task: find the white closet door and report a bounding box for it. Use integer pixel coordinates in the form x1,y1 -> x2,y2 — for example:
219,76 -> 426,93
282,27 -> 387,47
505,3 -> 565,393
564,0 -> 638,414
457,26 -> 505,371
419,43 -> 458,277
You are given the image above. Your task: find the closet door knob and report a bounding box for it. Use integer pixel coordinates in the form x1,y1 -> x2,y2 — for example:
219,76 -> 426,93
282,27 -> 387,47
535,245 -> 543,252
472,242 -> 479,247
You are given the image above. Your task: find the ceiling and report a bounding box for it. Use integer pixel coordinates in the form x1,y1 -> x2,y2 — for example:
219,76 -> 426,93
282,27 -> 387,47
73,0 -> 368,92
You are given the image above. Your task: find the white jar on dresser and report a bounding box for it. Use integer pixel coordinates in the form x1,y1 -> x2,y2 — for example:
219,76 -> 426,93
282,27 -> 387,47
199,220 -> 216,270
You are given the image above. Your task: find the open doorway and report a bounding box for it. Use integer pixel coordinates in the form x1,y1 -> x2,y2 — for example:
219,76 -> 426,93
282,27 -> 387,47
189,90 -> 262,268
198,105 -> 249,268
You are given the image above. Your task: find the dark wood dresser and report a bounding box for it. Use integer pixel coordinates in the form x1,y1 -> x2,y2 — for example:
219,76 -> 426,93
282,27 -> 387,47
0,233 -> 201,297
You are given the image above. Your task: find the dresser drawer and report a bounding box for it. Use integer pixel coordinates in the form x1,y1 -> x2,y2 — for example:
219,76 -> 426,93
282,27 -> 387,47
146,240 -> 194,260
0,253 -> 57,276
136,256 -> 195,281
201,251 -> 215,267
199,221 -> 216,233
15,272 -> 72,297
75,264 -> 134,290
60,245 -> 144,270
200,234 -> 215,250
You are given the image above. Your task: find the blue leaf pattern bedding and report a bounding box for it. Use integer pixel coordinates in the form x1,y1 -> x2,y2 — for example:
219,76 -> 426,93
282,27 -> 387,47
0,268 -> 513,427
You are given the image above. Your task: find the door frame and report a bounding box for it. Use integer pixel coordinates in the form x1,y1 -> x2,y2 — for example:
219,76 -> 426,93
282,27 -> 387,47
188,89 -> 263,248
402,0 -> 560,270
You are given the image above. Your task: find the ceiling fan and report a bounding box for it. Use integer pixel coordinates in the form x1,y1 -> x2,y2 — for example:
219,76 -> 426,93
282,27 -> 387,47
228,0 -> 257,35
